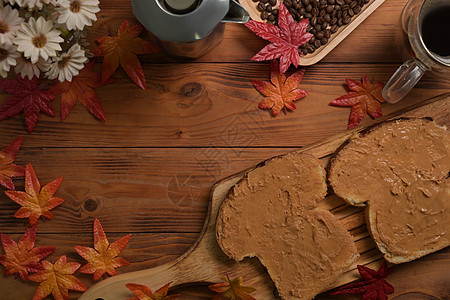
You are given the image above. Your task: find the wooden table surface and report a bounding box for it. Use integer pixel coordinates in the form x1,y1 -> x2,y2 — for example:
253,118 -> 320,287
1,0 -> 449,299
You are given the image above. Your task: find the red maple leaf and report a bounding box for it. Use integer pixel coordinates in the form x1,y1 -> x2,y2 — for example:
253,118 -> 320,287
252,60 -> 307,116
0,225 -> 55,280
50,60 -> 111,122
330,261 -> 394,300
0,75 -> 55,133
74,218 -> 131,280
5,163 -> 64,225
245,2 -> 313,74
29,255 -> 87,300
0,136 -> 25,190
126,282 -> 181,300
93,20 -> 159,90
330,75 -> 386,129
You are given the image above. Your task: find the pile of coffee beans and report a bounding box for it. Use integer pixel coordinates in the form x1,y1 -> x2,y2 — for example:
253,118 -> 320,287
254,0 -> 371,54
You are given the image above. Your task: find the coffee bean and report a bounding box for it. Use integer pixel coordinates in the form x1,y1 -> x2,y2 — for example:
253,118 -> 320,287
268,14 -> 275,21
261,11 -> 269,19
293,1 -> 300,9
302,0 -> 310,5
321,37 -> 328,44
343,15 -> 351,24
353,5 -> 361,13
342,4 -> 349,10
342,10 -> 348,17
311,16 -> 317,25
331,9 -> 337,17
350,1 -> 357,8
330,24 -> 339,32
306,4 -> 312,12
314,24 -> 322,31
320,0 -> 327,5
324,14 -> 331,22
257,3 -> 265,12
326,5 -> 334,13
272,8 -> 278,15
314,39 -> 322,48
315,31 -> 325,39
328,0 -> 335,4
312,7 -> 319,16
338,18 -> 343,26
345,0 -> 351,3
310,28 -> 317,34
348,9 -> 354,16
337,10 -> 342,18
310,36 -> 316,43
330,17 -> 338,24
302,48 -> 309,55
321,22 -> 328,29
269,0 -> 276,5
336,0 -> 344,5
324,28 -> 331,38
307,45 -> 316,53
266,4 -> 273,12
299,7 -> 306,14
305,12 -> 313,18
260,0 -> 268,3
284,0 -> 292,7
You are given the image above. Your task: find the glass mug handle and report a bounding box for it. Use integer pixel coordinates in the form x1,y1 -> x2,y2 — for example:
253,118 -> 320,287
382,59 -> 427,103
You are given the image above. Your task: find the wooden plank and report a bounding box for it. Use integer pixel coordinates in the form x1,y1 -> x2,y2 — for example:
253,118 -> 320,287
1,64 -> 449,148
0,148 -> 298,235
91,0 -> 410,64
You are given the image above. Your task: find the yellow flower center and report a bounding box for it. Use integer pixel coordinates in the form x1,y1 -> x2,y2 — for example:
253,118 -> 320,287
32,34 -> 47,48
58,56 -> 72,68
70,0 -> 82,13
0,21 -> 8,34
0,48 -> 8,61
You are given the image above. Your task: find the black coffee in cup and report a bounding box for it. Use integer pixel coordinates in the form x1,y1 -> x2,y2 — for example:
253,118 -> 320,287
421,5 -> 450,56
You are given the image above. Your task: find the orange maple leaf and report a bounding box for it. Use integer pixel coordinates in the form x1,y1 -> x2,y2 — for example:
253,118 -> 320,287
126,282 -> 181,300
5,163 -> 64,225
74,218 -> 131,280
0,136 -> 25,190
209,275 -> 256,300
29,255 -> 87,300
0,224 -> 55,280
329,75 -> 386,129
252,60 -> 308,116
93,20 -> 159,90
50,60 -> 111,122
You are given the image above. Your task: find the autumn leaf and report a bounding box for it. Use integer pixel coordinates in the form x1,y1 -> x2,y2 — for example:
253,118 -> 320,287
330,75 -> 386,129
93,20 -> 159,89
245,2 -> 313,74
0,136 -> 25,190
0,75 -> 55,133
5,163 -> 64,225
0,224 -> 55,280
29,255 -> 87,300
50,60 -> 112,122
74,218 -> 131,280
330,261 -> 394,300
209,275 -> 256,300
252,60 -> 307,116
126,282 -> 181,300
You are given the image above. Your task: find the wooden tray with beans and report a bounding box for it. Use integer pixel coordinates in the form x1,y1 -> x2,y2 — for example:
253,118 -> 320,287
240,0 -> 386,65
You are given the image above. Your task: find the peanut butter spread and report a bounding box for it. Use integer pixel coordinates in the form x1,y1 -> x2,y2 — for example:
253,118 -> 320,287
216,153 -> 358,300
329,118 -> 449,263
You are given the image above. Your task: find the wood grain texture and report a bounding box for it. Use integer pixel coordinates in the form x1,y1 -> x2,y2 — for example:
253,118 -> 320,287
78,94 -> 449,300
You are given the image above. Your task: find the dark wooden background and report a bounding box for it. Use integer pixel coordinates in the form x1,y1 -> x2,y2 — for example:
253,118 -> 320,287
0,0 -> 449,299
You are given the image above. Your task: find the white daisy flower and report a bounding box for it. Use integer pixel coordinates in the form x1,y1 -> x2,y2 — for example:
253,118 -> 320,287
45,43 -> 87,81
14,54 -> 49,79
14,16 -> 63,63
0,5 -> 24,45
56,0 -> 100,31
0,43 -> 20,78
18,0 -> 51,10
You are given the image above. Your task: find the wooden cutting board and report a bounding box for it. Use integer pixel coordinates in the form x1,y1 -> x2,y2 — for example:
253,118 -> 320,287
80,93 -> 449,300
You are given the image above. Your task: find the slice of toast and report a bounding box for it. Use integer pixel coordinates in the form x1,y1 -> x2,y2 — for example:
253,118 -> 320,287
216,153 -> 358,300
328,118 -> 449,264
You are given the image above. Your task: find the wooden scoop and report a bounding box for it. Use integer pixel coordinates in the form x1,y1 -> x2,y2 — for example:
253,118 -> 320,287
79,93 -> 449,300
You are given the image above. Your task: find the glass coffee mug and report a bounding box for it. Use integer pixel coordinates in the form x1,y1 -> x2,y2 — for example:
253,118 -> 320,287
382,0 -> 450,103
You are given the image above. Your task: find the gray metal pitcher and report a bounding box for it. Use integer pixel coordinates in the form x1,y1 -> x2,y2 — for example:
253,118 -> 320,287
132,0 -> 250,59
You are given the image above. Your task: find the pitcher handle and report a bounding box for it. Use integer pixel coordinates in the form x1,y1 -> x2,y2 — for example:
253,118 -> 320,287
382,59 -> 427,103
